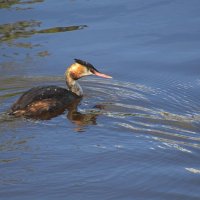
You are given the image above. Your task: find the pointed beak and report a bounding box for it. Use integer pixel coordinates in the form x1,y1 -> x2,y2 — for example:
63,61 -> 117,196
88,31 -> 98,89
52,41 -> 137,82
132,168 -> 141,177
93,70 -> 112,79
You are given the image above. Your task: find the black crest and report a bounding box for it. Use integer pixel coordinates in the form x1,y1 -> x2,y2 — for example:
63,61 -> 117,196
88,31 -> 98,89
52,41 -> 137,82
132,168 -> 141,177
74,59 -> 99,72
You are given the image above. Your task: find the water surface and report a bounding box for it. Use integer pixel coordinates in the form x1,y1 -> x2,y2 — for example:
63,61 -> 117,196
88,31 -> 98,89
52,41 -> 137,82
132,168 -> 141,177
1,0 -> 200,199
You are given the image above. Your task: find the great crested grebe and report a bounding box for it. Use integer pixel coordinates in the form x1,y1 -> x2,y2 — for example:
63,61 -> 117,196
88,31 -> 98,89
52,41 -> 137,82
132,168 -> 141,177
9,59 -> 112,119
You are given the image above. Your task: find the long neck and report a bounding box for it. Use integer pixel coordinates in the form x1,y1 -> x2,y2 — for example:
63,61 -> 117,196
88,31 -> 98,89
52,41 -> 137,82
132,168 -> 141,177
66,73 -> 83,97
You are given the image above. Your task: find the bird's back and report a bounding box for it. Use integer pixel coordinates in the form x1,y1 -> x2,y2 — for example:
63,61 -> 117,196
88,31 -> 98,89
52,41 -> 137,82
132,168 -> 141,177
10,85 -> 78,114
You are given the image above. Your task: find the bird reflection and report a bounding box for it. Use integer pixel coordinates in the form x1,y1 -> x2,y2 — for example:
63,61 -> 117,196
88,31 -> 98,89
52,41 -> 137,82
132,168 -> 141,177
19,98 -> 100,129
67,98 -> 98,128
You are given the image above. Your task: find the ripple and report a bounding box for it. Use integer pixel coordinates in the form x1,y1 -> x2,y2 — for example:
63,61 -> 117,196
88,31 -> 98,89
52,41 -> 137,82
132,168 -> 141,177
185,168 -> 200,174
83,77 -> 200,152
1,75 -> 200,152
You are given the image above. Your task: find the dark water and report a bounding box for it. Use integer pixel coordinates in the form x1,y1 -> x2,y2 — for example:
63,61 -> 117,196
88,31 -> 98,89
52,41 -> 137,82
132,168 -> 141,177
1,0 -> 200,199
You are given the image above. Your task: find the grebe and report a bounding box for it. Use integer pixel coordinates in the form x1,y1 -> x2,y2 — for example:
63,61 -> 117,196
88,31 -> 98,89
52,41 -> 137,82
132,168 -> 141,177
9,59 -> 112,119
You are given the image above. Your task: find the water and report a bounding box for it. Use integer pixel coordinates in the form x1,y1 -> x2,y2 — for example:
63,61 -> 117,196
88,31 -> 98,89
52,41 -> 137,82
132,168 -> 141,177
1,0 -> 200,199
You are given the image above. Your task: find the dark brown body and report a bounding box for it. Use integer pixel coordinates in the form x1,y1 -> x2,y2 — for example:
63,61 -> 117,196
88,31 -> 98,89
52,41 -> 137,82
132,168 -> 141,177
10,86 -> 80,119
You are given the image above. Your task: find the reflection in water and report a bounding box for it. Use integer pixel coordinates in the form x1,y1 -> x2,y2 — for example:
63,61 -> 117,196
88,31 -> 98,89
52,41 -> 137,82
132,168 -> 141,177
37,25 -> 87,34
0,76 -> 98,133
0,20 -> 87,44
0,20 -> 41,42
0,101 -> 99,134
1,0 -> 200,198
37,50 -> 50,57
17,98 -> 99,125
67,99 -> 99,131
1,74 -> 200,195
0,0 -> 44,9
0,75 -> 200,147
0,0 -> 20,9
0,19 -> 87,65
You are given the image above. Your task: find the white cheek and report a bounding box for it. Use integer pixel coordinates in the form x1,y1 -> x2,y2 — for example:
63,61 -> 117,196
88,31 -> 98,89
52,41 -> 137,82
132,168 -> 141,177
89,71 -> 93,75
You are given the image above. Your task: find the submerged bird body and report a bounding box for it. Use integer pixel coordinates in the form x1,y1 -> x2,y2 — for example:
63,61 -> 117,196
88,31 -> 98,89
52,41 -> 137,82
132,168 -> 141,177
9,59 -> 111,119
